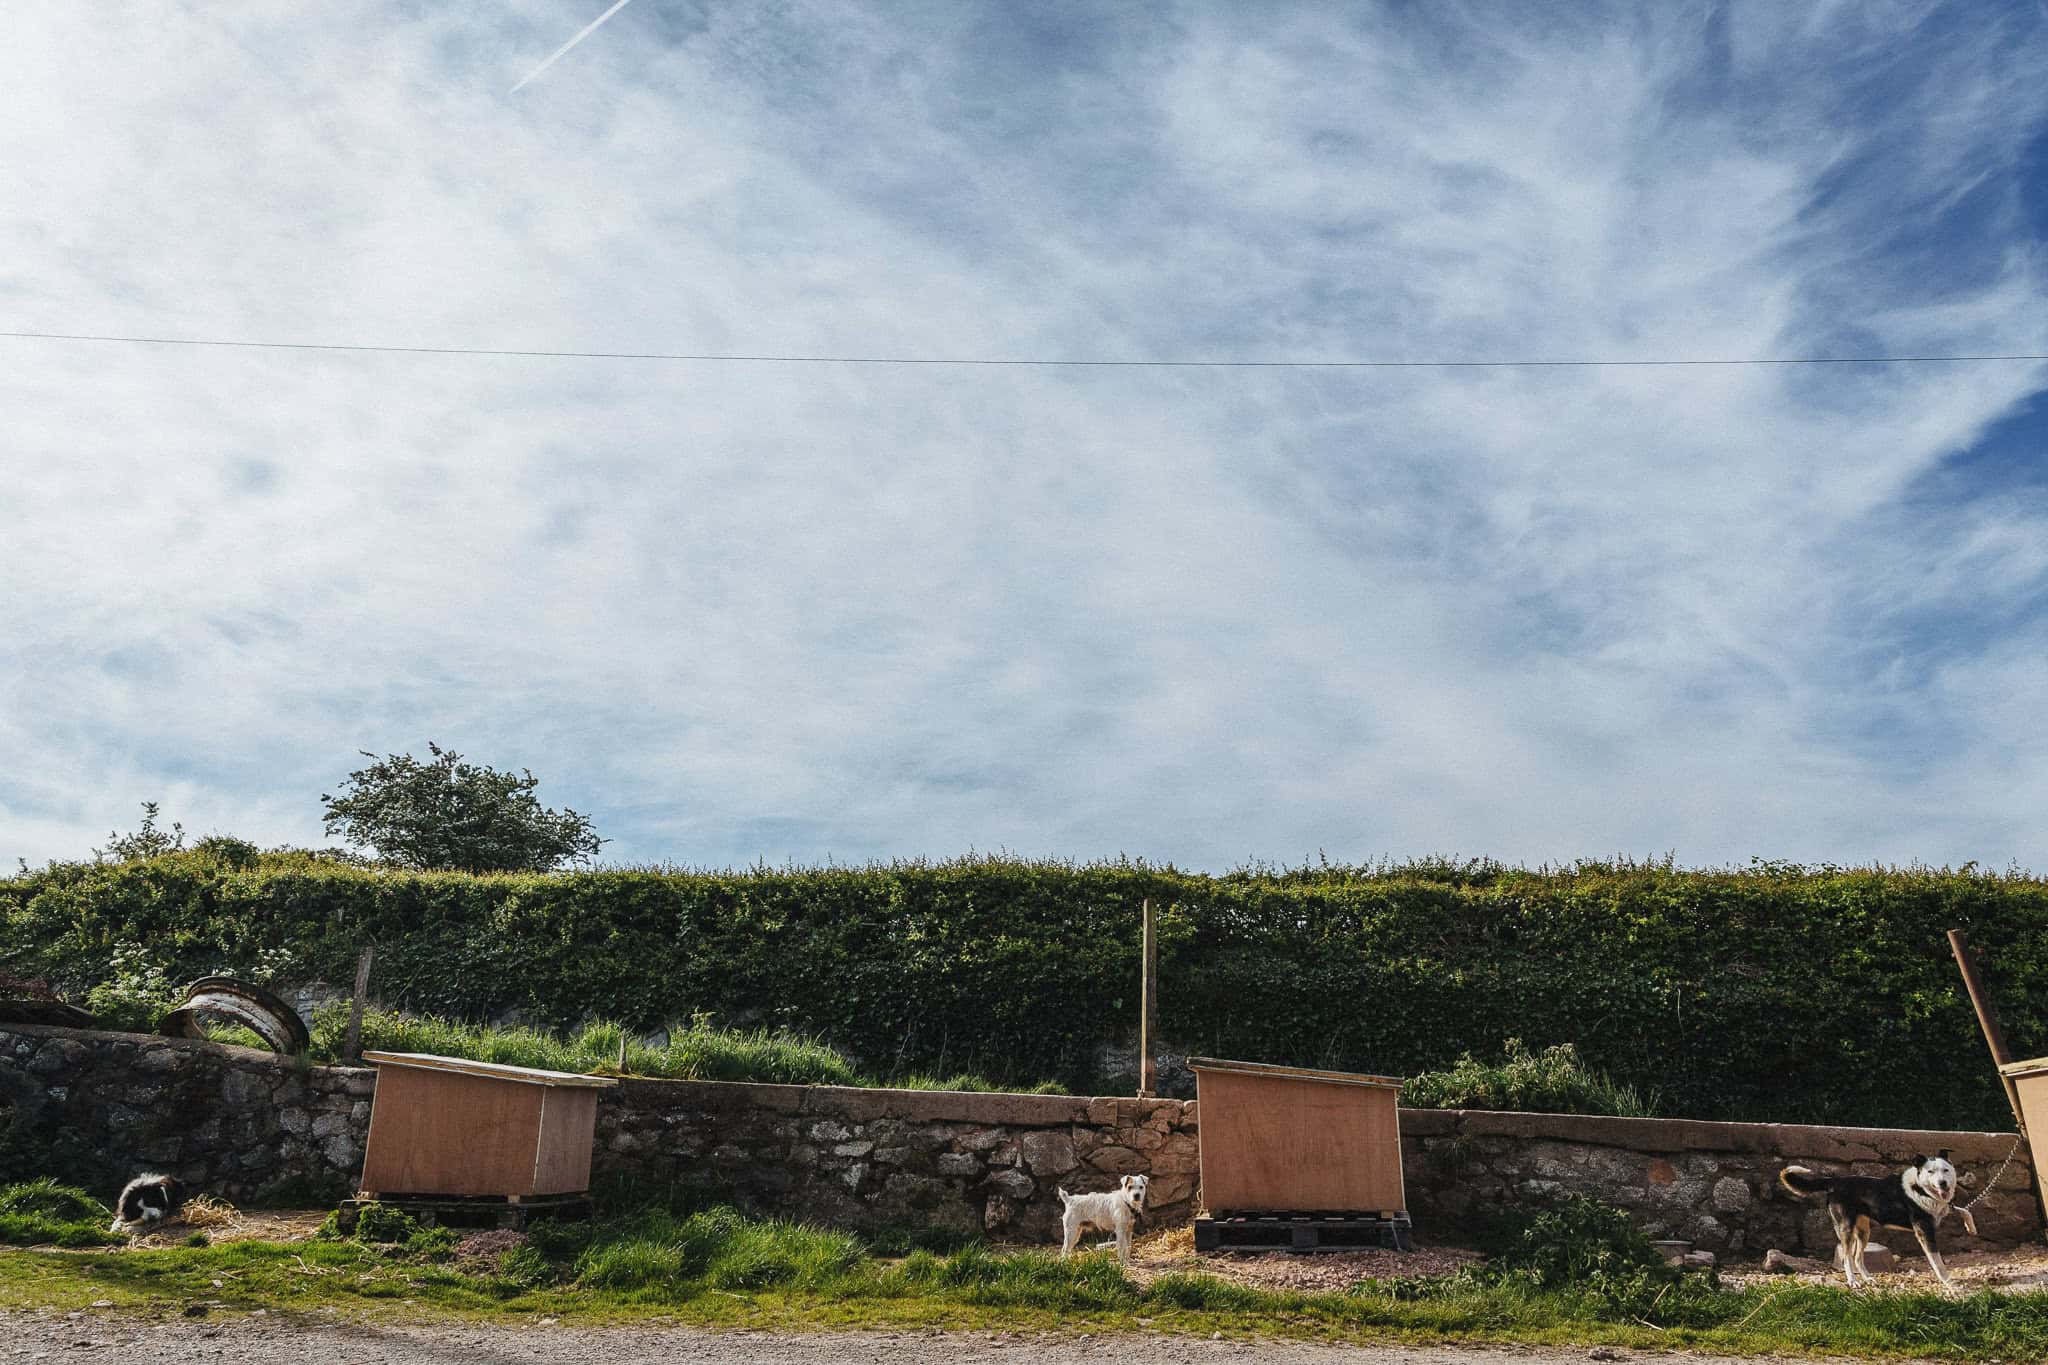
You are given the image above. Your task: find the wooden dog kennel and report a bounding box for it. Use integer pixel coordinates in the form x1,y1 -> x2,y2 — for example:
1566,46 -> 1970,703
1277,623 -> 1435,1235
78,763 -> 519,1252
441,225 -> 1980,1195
1998,1056 -> 2048,1202
354,1052 -> 617,1223
1189,1056 -> 1409,1250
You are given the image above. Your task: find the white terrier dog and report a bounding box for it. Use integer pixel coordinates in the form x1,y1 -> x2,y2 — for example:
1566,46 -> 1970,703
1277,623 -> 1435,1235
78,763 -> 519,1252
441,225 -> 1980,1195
1057,1174 -> 1149,1266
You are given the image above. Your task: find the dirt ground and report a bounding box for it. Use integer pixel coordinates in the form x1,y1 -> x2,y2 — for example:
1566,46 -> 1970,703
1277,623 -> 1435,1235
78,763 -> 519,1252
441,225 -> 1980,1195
1116,1226 -> 1482,1294
0,1309 -> 1894,1365
1721,1245 -> 2048,1295
1130,1229 -> 2048,1298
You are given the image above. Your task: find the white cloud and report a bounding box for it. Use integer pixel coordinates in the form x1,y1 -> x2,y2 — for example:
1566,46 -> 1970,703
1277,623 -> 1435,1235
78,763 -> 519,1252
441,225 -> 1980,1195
2,1 -> 2045,871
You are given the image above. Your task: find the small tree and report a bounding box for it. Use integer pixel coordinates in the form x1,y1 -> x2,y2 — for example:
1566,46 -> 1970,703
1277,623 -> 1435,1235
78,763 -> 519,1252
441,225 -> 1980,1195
320,742 -> 605,873
94,801 -> 185,862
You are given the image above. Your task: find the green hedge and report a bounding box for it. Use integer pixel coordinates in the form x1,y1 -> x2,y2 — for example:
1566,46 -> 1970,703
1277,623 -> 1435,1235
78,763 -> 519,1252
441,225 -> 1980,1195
5,851 -> 2045,1130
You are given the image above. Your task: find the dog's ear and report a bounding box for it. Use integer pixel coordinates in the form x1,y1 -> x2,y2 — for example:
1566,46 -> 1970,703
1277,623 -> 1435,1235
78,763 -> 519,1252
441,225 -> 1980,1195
1938,1148 -> 1952,1161
1910,1154 -> 1927,1168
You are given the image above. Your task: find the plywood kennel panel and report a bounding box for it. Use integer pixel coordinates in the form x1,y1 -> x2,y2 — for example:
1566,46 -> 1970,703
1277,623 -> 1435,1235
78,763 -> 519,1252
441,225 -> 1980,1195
1190,1057 -> 1405,1214
358,1052 -> 616,1198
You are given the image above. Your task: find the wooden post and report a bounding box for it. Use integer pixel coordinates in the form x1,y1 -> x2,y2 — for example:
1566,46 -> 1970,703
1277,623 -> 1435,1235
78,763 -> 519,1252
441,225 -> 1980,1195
1949,929 -> 2027,1136
343,946 -> 375,1064
1139,899 -> 1158,1098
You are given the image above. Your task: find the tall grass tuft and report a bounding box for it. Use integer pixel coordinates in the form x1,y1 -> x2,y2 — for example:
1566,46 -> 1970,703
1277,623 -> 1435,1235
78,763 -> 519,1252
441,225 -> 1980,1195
560,1209 -> 1147,1310
650,1019 -> 866,1087
305,1006 -> 1064,1092
1402,1040 -> 1658,1117
0,1180 -> 125,1248
570,1206 -> 863,1296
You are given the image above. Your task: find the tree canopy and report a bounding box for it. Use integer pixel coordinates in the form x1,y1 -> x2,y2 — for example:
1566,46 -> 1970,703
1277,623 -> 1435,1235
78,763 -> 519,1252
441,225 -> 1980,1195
93,801 -> 184,863
320,742 -> 605,873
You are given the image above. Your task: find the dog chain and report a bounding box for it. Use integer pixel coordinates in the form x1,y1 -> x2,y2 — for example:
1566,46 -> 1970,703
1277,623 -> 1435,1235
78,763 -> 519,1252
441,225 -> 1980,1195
1963,1135 -> 2025,1213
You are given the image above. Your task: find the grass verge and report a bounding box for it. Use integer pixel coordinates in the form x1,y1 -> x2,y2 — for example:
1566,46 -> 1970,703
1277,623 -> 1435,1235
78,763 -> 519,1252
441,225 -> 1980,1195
5,1201 -> 2048,1358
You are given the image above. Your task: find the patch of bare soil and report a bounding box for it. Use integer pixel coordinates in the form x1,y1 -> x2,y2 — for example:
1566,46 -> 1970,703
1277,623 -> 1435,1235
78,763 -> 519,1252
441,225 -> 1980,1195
1724,1246 -> 2048,1296
1120,1226 -> 1483,1293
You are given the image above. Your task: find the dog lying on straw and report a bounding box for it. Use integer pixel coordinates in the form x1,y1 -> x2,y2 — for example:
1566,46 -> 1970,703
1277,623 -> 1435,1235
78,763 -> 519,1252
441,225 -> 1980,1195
109,1174 -> 183,1234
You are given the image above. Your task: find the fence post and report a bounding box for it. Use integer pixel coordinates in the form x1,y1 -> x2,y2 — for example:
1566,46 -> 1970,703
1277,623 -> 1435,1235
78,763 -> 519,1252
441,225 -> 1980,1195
342,946 -> 374,1064
1139,899 -> 1158,1098
1947,928 -> 2048,1229
1949,928 -> 2026,1135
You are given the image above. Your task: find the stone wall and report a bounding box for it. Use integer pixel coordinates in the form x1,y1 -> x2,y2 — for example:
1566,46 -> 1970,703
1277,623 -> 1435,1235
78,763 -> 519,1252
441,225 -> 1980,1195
1400,1109 -> 2039,1258
4,1022 -> 2038,1259
596,1080 -> 1198,1241
0,1024 -> 369,1201
0,1024 -> 1200,1238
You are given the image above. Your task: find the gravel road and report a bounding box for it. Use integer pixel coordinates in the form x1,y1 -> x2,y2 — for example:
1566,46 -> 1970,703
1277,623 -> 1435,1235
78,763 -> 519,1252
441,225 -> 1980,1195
0,1309 -> 1861,1365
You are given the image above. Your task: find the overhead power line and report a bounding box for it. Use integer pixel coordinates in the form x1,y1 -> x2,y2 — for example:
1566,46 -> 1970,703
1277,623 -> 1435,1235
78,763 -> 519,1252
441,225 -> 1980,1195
2,328 -> 2045,369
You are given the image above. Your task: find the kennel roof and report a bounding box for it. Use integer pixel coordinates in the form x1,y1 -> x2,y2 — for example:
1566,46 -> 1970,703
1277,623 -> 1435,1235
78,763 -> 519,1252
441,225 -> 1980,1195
361,1050 -> 619,1087
1187,1056 -> 1403,1090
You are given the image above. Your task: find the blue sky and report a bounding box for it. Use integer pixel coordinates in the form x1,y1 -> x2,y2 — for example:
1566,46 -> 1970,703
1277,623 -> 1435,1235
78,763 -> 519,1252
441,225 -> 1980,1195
3,1 -> 2045,871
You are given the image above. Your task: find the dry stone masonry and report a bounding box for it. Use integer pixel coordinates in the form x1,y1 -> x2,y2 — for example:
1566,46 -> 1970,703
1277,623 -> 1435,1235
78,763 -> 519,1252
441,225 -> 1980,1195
595,1079 -> 1201,1241
1,1023 -> 369,1200
1400,1109 -> 2038,1258
3,1022 -> 2037,1259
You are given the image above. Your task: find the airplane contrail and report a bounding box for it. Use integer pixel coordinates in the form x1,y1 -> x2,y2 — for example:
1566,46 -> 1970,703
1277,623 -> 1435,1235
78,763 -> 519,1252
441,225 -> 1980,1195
511,0 -> 640,93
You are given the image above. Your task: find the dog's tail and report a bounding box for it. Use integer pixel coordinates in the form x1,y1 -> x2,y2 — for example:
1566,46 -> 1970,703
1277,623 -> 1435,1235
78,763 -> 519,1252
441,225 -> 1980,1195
1056,1186 -> 1072,1207
1779,1165 -> 1830,1198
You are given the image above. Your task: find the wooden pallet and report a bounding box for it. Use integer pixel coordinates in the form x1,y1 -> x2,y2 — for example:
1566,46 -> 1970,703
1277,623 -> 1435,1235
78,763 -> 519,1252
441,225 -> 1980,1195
340,1191 -> 595,1232
1195,1210 -> 1413,1252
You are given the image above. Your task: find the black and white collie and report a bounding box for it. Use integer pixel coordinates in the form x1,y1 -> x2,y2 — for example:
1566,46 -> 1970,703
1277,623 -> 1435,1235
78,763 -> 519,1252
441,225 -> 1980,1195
1778,1151 -> 1976,1290
109,1174 -> 184,1235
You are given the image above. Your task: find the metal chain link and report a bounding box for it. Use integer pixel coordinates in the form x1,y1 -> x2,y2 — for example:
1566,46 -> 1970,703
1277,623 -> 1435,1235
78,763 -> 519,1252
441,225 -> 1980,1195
1964,1135 -> 2025,1212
